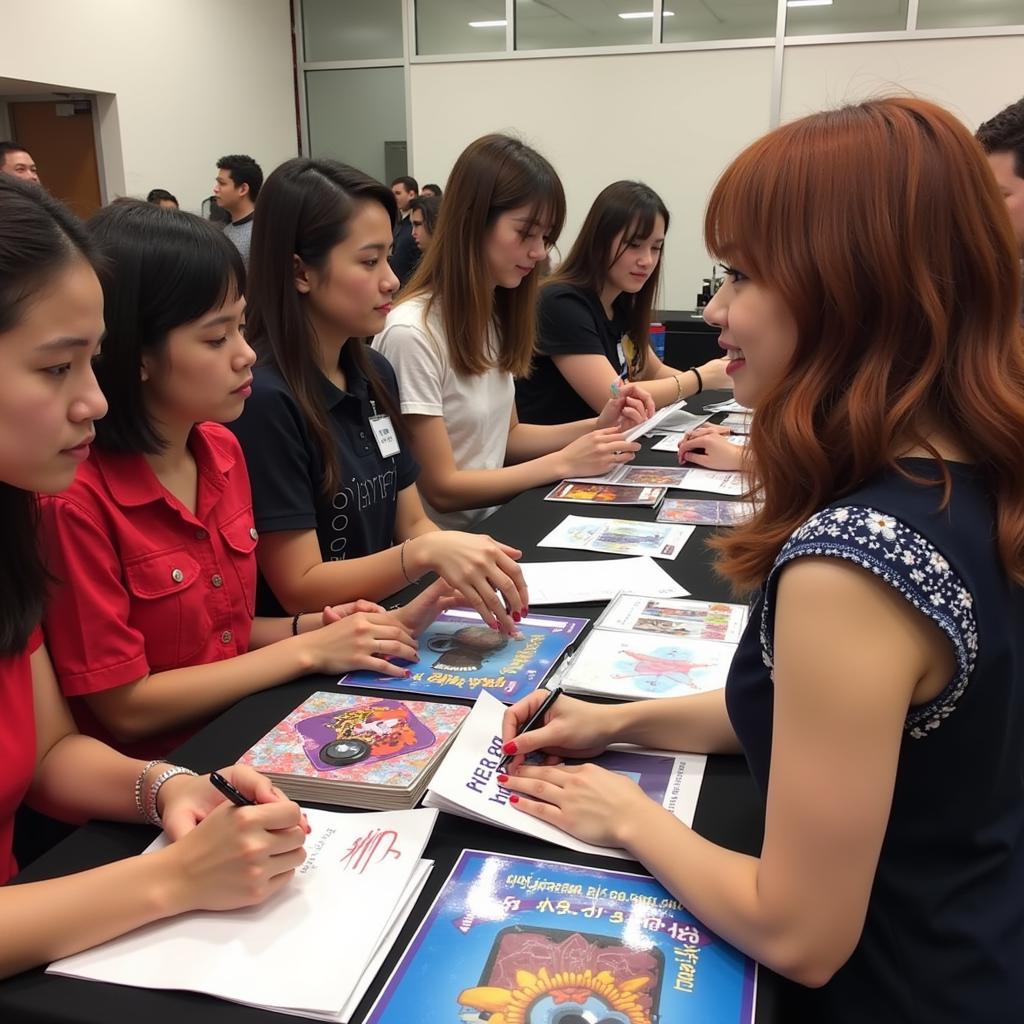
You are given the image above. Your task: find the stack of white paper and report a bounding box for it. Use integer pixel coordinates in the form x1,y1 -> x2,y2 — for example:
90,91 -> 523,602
623,398 -> 688,441
48,808 -> 438,1022
519,556 -> 688,605
424,691 -> 706,859
645,406 -> 712,435
705,398 -> 750,414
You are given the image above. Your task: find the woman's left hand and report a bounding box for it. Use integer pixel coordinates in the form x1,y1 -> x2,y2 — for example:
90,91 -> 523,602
595,382 -> 655,432
499,762 -> 653,848
159,764 -> 309,841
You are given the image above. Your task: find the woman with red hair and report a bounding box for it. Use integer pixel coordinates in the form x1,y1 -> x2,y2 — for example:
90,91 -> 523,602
498,97 -> 1024,1021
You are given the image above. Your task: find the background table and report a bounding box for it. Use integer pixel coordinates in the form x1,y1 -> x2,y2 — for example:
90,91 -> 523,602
1,390 -> 786,1023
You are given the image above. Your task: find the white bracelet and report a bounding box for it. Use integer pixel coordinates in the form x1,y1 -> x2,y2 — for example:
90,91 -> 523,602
145,765 -> 198,828
134,759 -> 166,823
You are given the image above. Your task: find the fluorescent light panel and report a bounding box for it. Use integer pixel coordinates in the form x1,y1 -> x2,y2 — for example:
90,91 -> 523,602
619,10 -> 675,17
468,19 -> 507,27
786,0 -> 833,7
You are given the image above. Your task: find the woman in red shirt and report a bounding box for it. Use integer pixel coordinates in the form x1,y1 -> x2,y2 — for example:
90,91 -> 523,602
0,177 -> 306,976
39,200 -> 448,759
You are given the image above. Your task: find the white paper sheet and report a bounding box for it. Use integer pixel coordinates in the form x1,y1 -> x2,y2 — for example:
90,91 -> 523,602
648,407 -> 712,434
623,398 -> 688,441
705,398 -> 750,413
267,860 -> 434,1023
520,556 -> 688,605
424,692 -> 706,857
48,808 -> 438,1017
537,515 -> 694,560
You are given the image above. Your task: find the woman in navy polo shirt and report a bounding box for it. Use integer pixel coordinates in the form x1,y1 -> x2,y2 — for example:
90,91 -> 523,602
515,180 -> 731,425
0,177 -> 307,975
40,202 -> 446,760
230,159 -> 529,635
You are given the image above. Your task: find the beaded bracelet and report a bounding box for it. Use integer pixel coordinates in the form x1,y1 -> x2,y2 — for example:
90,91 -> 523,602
134,759 -> 166,823
145,765 -> 198,828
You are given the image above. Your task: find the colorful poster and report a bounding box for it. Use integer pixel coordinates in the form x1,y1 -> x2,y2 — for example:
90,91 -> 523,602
657,498 -> 756,526
367,849 -> 757,1024
538,515 -> 693,560
597,594 -> 749,643
544,480 -> 667,506
561,630 -> 736,700
340,609 -> 587,703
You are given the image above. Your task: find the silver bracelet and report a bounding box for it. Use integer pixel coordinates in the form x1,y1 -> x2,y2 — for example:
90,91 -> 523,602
145,765 -> 198,828
134,759 -> 167,823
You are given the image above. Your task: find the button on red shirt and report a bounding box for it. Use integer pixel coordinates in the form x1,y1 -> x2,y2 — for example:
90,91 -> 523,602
40,424 -> 257,759
0,628 -> 42,886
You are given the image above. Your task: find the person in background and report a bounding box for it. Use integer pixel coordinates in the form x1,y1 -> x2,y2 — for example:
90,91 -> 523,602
214,154 -> 262,267
389,175 -> 420,287
421,183 -> 443,199
0,175 -> 307,979
40,200 -> 439,761
977,95 -> 1024,325
499,97 -> 1024,1023
409,195 -> 440,255
229,158 -> 529,635
515,180 -> 730,425
0,141 -> 39,184
374,134 -> 653,531
146,188 -> 179,209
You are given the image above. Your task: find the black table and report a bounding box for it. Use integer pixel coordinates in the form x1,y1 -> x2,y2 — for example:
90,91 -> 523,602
2,390 -> 784,1023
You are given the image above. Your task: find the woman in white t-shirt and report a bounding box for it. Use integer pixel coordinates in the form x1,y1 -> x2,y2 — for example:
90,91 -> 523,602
373,134 -> 653,529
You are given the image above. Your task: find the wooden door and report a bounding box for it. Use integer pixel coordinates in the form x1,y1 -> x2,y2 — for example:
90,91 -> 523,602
9,100 -> 102,218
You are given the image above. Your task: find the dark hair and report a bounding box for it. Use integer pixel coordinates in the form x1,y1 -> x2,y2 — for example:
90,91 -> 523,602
246,157 -> 404,498
706,97 -> 1024,588
217,154 -> 263,201
421,183 -> 442,198
390,175 -> 418,193
409,195 -> 440,234
977,96 -> 1024,178
146,188 -> 179,206
0,177 -> 97,654
547,181 -> 669,374
87,200 -> 245,454
400,133 -> 566,378
0,140 -> 30,165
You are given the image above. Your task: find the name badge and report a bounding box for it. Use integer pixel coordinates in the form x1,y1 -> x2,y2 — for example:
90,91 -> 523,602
370,414 -> 400,458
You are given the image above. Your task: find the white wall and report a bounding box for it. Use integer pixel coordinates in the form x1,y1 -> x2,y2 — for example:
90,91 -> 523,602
410,33 -> 1024,310
780,35 -> 1024,129
0,0 -> 297,212
410,47 -> 776,310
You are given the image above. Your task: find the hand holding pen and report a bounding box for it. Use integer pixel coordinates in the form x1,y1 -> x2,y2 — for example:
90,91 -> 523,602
498,686 -> 618,772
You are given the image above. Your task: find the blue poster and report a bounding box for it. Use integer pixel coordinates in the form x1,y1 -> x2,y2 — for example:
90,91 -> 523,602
340,609 -> 587,703
367,849 -> 756,1024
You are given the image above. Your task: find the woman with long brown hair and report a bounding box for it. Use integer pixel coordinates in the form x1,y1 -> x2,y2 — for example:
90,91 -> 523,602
516,180 -> 730,425
373,134 -> 653,529
497,97 -> 1024,1021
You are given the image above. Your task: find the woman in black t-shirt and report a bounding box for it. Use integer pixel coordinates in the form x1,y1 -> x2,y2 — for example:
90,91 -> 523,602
515,181 -> 731,425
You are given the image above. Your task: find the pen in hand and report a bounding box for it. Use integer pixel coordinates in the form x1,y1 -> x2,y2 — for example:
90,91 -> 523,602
209,770 -> 256,807
497,685 -> 563,773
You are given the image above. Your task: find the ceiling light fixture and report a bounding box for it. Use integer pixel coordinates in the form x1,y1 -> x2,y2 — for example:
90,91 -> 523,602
786,1 -> 833,7
618,10 -> 675,18
468,19 -> 507,28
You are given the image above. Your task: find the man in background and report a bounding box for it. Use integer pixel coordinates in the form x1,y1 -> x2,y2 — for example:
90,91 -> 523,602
389,175 -> 420,287
978,97 -> 1024,323
0,141 -> 40,184
421,183 -> 443,198
214,154 -> 263,267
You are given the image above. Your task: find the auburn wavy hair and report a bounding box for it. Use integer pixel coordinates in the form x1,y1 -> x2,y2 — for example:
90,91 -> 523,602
708,97 -> 1024,589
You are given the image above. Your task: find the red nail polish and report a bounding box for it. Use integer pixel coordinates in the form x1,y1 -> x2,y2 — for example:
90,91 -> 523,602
502,741 -> 518,755
497,773 -> 509,783
510,794 -> 520,804
404,670 -> 412,677
513,612 -> 521,622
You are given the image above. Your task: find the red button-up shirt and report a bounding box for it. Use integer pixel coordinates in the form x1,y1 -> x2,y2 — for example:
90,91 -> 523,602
0,628 -> 41,885
39,424 -> 257,759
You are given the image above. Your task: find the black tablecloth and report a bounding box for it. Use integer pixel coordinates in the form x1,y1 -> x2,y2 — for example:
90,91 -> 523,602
2,390 -> 785,1023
